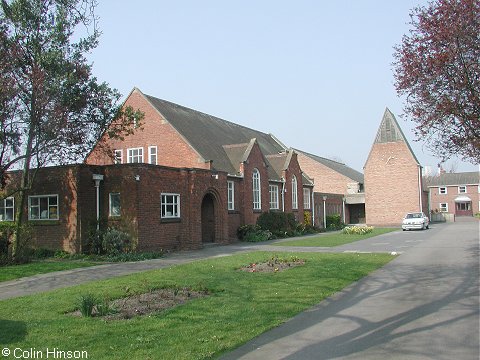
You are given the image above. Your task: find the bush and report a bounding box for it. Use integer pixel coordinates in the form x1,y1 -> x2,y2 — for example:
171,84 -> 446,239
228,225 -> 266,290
304,211 -> 312,227
102,228 -> 132,255
326,214 -> 344,231
257,212 -> 297,237
237,224 -> 272,242
0,222 -> 14,258
243,229 -> 272,242
83,222 -> 132,256
0,222 -> 34,265
342,226 -> 374,235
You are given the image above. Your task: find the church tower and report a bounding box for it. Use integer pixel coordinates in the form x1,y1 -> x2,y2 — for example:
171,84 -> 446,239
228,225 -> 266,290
364,108 -> 424,226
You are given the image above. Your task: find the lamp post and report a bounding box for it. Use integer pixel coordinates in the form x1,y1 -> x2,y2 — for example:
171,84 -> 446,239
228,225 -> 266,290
92,174 -> 104,231
322,195 -> 327,229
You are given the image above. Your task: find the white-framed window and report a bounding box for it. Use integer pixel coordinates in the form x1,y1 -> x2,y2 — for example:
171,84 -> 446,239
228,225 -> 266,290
456,202 -> 471,211
148,146 -> 157,165
439,203 -> 448,212
114,149 -> 123,164
458,186 -> 467,194
292,175 -> 298,210
109,193 -> 121,217
161,193 -> 180,218
303,188 -> 311,209
252,168 -> 261,210
269,184 -> 279,210
28,195 -> 58,220
0,197 -> 14,221
227,181 -> 235,210
127,147 -> 143,163
439,187 -> 447,194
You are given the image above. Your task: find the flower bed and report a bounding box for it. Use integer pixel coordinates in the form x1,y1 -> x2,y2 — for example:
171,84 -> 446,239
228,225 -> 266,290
342,225 -> 374,235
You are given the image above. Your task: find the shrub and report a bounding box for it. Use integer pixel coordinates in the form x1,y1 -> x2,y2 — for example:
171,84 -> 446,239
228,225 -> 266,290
237,224 -> 272,242
342,226 -> 374,235
83,222 -> 132,256
326,214 -> 344,230
257,212 -> 297,237
304,211 -> 312,227
237,224 -> 261,241
242,229 -> 272,242
0,222 -> 14,258
102,228 -> 132,255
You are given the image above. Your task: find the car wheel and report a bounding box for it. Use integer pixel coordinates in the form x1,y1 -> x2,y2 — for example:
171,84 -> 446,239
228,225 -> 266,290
426,224 -> 429,229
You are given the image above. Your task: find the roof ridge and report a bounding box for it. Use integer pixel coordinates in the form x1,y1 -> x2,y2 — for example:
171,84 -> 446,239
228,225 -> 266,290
294,148 -> 346,166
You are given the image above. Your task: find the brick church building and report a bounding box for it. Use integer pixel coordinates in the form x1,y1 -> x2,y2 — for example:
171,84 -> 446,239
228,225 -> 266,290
2,88 -> 315,252
364,108 -> 427,226
1,89 -> 441,253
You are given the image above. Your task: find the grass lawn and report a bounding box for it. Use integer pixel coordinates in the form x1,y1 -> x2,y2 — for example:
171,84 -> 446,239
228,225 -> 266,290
273,228 -> 399,247
0,251 -> 395,359
0,260 -> 101,282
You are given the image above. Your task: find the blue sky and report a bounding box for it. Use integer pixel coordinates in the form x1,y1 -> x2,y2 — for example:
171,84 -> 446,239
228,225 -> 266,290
87,0 -> 478,174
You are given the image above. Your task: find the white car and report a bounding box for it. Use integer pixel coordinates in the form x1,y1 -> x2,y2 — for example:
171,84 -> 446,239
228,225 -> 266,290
402,212 -> 430,231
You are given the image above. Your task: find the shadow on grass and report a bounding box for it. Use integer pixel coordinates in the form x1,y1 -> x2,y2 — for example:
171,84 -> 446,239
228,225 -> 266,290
0,319 -> 27,343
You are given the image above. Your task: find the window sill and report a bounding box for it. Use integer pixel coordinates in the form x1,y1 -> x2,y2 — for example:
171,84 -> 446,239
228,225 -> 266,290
253,210 -> 262,213
161,218 -> 181,224
28,220 -> 60,226
228,210 -> 240,214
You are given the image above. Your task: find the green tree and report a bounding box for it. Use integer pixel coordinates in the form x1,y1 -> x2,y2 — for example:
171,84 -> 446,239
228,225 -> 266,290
0,0 -> 143,258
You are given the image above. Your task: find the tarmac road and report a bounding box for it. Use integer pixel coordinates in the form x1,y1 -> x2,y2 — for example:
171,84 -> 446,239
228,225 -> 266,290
221,219 -> 480,360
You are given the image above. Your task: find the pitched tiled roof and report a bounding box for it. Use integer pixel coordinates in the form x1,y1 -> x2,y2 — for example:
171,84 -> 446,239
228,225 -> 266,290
424,171 -> 480,187
294,148 -> 364,184
144,94 -> 286,175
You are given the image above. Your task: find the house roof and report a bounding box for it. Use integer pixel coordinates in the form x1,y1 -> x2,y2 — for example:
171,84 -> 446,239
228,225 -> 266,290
294,148 -> 364,184
144,93 -> 286,175
366,108 -> 420,167
424,171 -> 480,187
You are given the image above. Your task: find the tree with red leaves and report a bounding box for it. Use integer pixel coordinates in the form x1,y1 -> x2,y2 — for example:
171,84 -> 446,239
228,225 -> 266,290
393,0 -> 480,164
0,0 -> 143,258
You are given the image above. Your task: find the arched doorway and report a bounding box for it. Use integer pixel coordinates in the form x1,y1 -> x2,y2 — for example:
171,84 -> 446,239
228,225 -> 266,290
201,193 -> 216,243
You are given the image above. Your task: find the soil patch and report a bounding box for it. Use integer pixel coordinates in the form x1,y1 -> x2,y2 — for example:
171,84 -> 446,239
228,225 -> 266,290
239,256 -> 305,273
70,288 -> 208,320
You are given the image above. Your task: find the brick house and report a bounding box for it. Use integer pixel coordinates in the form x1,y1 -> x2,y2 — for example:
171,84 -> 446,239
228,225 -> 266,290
0,88 -> 313,253
425,172 -> 480,218
295,149 -> 365,225
364,108 -> 426,226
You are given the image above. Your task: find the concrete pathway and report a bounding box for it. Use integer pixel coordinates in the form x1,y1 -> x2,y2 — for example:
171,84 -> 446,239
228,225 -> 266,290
0,227 -> 420,300
221,219 -> 480,359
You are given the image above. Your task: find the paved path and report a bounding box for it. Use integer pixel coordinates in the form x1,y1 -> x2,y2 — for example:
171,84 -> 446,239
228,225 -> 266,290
0,227 -> 425,300
221,219 -> 480,359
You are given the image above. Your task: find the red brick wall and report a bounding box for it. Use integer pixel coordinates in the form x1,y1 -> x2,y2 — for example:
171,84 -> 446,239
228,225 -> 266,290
227,177 -> 243,240
98,164 -> 229,251
365,142 -> 422,226
85,89 -> 210,170
3,166 -> 82,252
282,152 -> 305,223
241,142 -> 271,225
